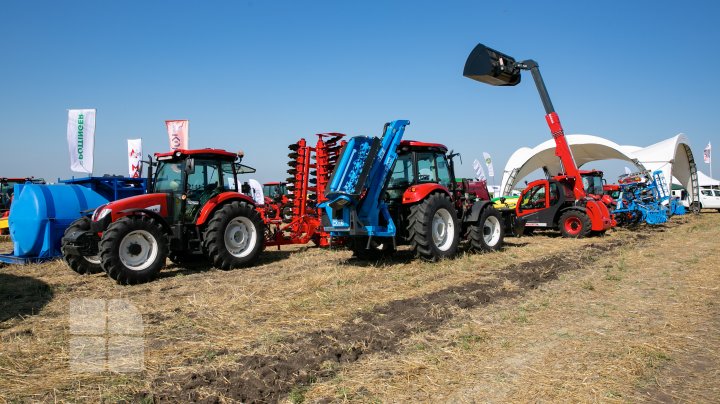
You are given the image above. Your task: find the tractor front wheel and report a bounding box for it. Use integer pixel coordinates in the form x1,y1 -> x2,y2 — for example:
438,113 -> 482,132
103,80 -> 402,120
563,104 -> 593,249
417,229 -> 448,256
559,210 -> 592,238
61,217 -> 103,275
99,216 -> 168,284
203,201 -> 264,269
407,193 -> 459,261
469,207 -> 505,252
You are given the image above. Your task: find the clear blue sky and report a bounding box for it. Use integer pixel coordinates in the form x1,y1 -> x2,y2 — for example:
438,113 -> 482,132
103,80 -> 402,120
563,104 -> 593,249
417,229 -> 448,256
1,0 -> 718,184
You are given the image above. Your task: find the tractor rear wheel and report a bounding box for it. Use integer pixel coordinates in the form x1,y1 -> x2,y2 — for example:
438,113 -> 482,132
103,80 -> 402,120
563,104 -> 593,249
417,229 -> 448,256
469,207 -> 505,252
350,236 -> 395,260
407,193 -> 459,261
559,210 -> 592,238
100,216 -> 168,284
61,217 -> 103,275
203,201 -> 264,270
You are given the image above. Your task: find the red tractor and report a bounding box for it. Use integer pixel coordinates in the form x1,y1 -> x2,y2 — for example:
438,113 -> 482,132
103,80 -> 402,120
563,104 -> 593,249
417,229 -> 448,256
61,149 -> 264,284
464,44 -> 613,238
261,181 -> 292,222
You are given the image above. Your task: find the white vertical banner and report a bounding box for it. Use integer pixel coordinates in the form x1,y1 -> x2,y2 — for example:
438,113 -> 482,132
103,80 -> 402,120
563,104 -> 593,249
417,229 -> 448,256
482,152 -> 494,177
472,159 -> 486,181
165,120 -> 189,150
128,139 -> 143,178
704,142 -> 711,164
67,109 -> 96,174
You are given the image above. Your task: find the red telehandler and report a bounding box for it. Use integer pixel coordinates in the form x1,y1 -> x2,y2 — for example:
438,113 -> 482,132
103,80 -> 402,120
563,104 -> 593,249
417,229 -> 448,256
463,44 -> 613,237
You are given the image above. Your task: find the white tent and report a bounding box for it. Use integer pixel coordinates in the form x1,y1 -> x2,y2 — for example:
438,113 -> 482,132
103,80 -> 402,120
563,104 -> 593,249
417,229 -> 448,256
500,133 -> 699,203
698,171 -> 720,187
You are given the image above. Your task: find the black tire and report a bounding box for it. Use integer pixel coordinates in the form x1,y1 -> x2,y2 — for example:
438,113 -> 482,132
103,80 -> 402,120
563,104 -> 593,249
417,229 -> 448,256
690,201 -> 701,214
61,217 -> 103,275
469,207 -> 505,252
558,210 -> 592,238
281,203 -> 294,223
407,193 -> 460,261
203,201 -> 264,270
350,236 -> 395,260
99,216 -> 168,285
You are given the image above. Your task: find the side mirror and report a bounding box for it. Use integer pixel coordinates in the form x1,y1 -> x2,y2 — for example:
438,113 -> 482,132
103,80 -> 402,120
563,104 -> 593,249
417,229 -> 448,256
463,43 -> 521,86
185,158 -> 195,174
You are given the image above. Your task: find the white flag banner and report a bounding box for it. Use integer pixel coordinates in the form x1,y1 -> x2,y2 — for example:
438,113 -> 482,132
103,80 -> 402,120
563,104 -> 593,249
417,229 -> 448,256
704,142 -> 712,164
483,152 -> 495,177
166,120 -> 189,150
472,159 -> 486,181
67,109 -> 96,174
128,139 -> 143,178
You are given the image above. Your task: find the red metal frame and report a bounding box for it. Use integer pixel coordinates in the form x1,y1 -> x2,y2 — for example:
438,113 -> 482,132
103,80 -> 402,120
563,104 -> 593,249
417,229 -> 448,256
263,134 -> 347,248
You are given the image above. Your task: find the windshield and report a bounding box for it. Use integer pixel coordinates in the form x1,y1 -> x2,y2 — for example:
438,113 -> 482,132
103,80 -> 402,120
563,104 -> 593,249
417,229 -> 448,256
582,174 -> 604,195
154,161 -> 184,193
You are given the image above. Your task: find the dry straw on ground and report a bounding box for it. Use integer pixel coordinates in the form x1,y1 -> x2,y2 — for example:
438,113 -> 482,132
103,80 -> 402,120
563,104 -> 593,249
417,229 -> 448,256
1,212 -> 719,402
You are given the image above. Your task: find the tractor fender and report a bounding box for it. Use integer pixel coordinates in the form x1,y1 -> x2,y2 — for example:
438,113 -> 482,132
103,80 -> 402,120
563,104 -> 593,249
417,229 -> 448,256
114,208 -> 172,233
195,191 -> 256,227
585,199 -> 613,231
401,184 -> 451,205
464,200 -> 495,223
555,206 -> 586,226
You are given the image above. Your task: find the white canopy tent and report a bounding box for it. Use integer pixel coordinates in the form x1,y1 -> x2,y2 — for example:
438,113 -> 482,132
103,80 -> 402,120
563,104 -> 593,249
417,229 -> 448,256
697,171 -> 720,187
500,133 -> 700,203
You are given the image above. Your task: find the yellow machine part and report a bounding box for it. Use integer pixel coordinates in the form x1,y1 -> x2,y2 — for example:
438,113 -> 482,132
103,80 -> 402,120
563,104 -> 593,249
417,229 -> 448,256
492,196 -> 519,210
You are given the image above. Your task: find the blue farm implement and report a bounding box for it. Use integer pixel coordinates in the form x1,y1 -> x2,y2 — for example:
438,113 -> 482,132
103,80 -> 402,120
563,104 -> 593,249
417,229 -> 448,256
613,170 -> 685,226
0,177 -> 146,265
320,120 -> 509,261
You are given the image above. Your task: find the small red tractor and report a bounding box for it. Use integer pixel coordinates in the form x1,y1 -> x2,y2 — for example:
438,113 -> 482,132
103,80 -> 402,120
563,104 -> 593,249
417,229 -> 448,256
263,133 -> 346,248
463,43 -> 613,238
61,149 -> 264,284
261,181 -> 292,222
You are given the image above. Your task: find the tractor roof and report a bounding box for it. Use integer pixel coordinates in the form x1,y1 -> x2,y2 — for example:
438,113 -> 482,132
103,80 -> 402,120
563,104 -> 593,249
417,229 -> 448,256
155,148 -> 239,161
399,140 -> 448,152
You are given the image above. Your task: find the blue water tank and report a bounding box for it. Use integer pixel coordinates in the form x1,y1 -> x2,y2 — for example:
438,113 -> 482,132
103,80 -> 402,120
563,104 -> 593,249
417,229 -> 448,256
8,184 -> 108,258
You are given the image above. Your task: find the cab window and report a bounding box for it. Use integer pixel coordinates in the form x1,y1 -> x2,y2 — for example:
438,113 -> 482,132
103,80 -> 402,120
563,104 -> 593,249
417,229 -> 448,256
435,154 -> 453,189
702,190 -> 712,197
416,152 -> 438,183
221,162 -> 237,191
388,154 -> 414,189
549,182 -> 560,205
520,183 -> 546,210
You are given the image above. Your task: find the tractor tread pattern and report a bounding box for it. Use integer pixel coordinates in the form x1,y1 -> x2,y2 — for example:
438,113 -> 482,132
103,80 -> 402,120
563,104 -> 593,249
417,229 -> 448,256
469,207 -> 505,253
99,215 -> 168,285
202,200 -> 264,270
61,217 -> 102,275
406,193 -> 459,261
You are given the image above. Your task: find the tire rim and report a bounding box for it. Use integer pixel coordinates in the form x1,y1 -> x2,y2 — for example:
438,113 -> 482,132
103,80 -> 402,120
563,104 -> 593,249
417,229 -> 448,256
84,255 -> 101,265
564,216 -> 582,235
432,208 -> 455,251
483,215 -> 502,247
119,230 -> 159,271
224,216 -> 258,258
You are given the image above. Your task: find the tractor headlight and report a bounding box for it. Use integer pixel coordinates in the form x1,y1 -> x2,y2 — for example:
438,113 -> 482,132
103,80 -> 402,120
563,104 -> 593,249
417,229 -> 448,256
93,206 -> 112,221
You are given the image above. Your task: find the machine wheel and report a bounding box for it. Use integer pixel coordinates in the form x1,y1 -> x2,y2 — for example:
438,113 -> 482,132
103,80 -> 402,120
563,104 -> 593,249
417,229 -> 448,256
407,193 -> 459,261
203,201 -> 264,270
100,216 -> 168,284
61,217 -> 103,275
559,210 -> 592,238
281,203 -> 294,223
690,201 -> 701,214
469,207 -> 505,252
350,236 -> 395,260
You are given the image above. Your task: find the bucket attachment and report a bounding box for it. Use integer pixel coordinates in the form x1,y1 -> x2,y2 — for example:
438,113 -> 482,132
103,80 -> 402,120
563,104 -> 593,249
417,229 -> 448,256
463,43 -> 521,86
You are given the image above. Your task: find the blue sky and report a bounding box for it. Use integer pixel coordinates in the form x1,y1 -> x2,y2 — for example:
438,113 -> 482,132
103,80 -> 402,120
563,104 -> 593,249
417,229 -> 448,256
1,0 -> 718,184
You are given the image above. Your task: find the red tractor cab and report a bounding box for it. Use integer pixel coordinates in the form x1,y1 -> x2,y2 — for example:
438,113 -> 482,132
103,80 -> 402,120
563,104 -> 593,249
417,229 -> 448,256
62,149 -> 264,284
262,181 -> 293,222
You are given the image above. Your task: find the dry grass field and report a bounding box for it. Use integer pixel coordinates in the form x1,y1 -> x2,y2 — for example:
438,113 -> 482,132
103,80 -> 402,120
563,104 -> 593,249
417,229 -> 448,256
1,212 -> 719,403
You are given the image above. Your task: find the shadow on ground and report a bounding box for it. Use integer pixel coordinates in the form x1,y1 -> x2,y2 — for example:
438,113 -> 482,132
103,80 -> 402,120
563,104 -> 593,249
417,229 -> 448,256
0,273 -> 54,324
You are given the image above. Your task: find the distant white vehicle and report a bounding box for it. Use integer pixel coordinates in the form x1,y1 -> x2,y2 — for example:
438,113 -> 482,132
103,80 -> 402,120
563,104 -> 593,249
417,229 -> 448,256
672,187 -> 720,211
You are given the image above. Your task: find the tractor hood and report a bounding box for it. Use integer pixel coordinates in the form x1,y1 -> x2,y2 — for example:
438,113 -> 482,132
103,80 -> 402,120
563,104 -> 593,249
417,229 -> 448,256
92,193 -> 169,222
